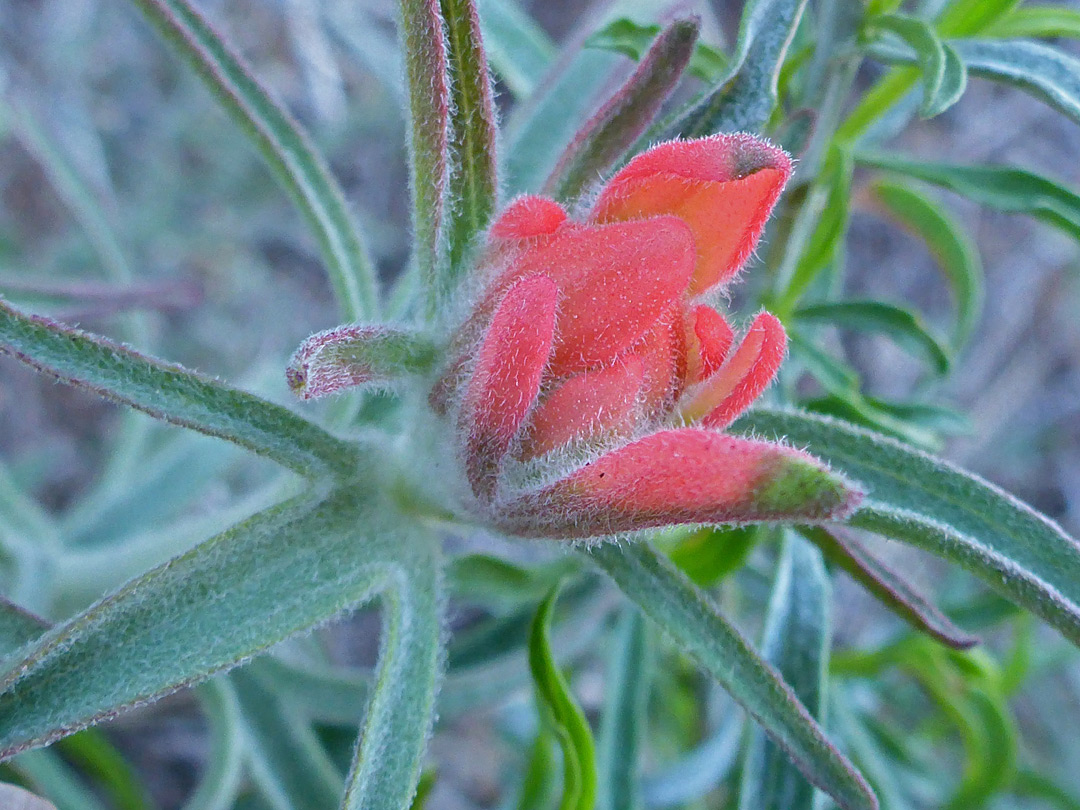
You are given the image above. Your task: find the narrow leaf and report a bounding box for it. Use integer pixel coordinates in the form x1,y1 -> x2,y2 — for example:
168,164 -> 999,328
441,0 -> 499,273
870,180 -> 984,348
528,587 -> 597,810
0,488 -> 433,759
0,601 -> 49,660
856,151 -> 1080,241
985,6 -> 1080,40
733,408 -> 1080,647
342,540 -> 444,810
794,300 -> 952,374
801,527 -> 978,649
183,680 -> 244,810
739,532 -> 831,810
0,784 -> 57,810
583,18 -> 727,82
0,299 -> 360,479
127,0 -> 378,320
232,668 -> 343,810
588,542 -> 878,810
596,610 -> 650,810
546,18 -> 700,201
866,14 -> 967,117
397,0 -> 451,309
672,0 -> 809,137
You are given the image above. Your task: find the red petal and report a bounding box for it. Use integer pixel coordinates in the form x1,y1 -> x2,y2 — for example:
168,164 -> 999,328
460,275 -> 558,499
499,217 -> 695,375
520,356 -> 644,459
489,195 -> 568,240
590,134 -> 791,296
627,305 -> 687,417
495,428 -> 861,537
678,312 -> 786,429
686,304 -> 733,384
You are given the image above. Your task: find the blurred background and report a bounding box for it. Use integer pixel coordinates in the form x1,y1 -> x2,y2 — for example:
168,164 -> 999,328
1,0 -> 1079,807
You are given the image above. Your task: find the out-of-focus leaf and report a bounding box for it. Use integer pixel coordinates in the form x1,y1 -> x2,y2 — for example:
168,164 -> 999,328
126,0 -> 378,320
0,601 -> 48,660
441,0 -> 499,273
640,711 -> 743,807
54,730 -> 153,810
446,554 -> 580,608
672,0 -> 810,136
547,18 -> 699,201
794,300 -> 952,374
856,152 -> 1080,241
0,299 -> 361,479
8,750 -> 107,810
800,527 -> 978,649
396,0 -> 450,309
182,680 -> 244,810
475,0 -> 555,98
588,542 -> 878,810
733,408 -> 1080,648
0,488 -> 434,760
341,538 -> 443,810
738,533 -> 831,810
935,0 -> 1023,37
528,586 -> 597,810
518,729 -> 558,810
597,610 -> 650,810
583,17 -> 727,81
667,526 -> 759,587
232,668 -> 343,810
985,6 -> 1080,40
865,14 -> 967,117
870,180 -> 983,348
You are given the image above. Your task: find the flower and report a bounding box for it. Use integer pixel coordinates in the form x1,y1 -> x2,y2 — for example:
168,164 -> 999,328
439,134 -> 862,537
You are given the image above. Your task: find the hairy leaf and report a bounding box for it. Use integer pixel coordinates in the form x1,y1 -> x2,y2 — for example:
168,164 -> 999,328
0,299 -> 360,479
866,14 -> 967,117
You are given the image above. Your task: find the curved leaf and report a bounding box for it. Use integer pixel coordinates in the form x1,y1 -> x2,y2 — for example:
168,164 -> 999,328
739,532 -> 831,810
597,610 -> 650,810
985,6 -> 1080,40
870,180 -> 984,348
0,299 -> 360,479
867,14 -> 967,117
127,0 -> 378,320
588,542 -> 878,810
183,680 -> 244,810
733,408 -> 1080,647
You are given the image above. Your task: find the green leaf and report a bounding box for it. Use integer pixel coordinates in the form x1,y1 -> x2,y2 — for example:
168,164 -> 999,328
0,487 -> 435,760
866,14 -> 967,117
126,0 -> 378,320
583,17 -> 727,81
588,542 -> 878,810
446,554 -> 579,608
475,0 -> 555,98
870,180 -> 984,348
0,298 -> 360,479
984,6 -> 1080,40
800,527 -> 978,649
396,0 -> 451,311
342,539 -> 443,810
0,601 -> 48,661
856,151 -> 1080,241
671,0 -> 809,136
441,0 -> 499,274
794,300 -> 952,374
183,680 -> 244,810
935,0 -> 1023,37
528,586 -> 597,810
547,18 -> 700,201
667,526 -> 759,587
732,408 -> 1080,648
7,751 -> 105,810
739,532 -> 831,810
232,668 -> 343,810
596,610 -> 650,810
53,730 -> 153,810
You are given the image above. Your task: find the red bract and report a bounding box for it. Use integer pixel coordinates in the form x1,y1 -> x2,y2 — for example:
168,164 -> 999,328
443,134 -> 861,536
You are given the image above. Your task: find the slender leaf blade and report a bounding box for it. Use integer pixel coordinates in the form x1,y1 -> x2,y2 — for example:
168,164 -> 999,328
0,299 -> 360,479
733,408 -> 1080,646
127,0 -> 378,320
588,542 -> 878,810
475,0 -> 555,98
441,0 -> 499,273
342,539 -> 443,810
529,587 -> 597,810
0,488 -> 433,759
985,6 -> 1080,40
0,783 -> 57,810
0,601 -> 49,660
183,680 -> 244,810
739,532 -> 831,810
